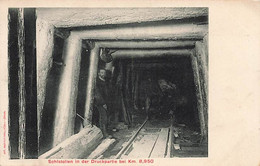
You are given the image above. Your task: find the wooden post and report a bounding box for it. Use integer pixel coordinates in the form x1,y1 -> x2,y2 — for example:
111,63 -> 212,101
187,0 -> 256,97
195,41 -> 208,102
84,45 -> 100,125
134,72 -> 139,109
131,64 -> 136,109
18,8 -> 26,159
195,40 -> 208,141
190,54 -> 206,141
36,19 -> 55,151
52,35 -> 82,146
120,63 -> 131,125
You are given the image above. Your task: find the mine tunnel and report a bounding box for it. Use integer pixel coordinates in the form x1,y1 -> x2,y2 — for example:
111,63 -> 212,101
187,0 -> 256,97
8,8 -> 208,159
39,37 -> 207,158
38,8 -> 209,159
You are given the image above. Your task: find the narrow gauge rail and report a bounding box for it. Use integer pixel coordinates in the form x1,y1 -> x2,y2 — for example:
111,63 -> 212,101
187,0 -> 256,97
114,117 -> 173,159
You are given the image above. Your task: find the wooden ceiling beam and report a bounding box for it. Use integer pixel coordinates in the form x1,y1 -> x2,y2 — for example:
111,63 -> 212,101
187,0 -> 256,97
73,23 -> 207,40
95,41 -> 195,49
111,49 -> 192,59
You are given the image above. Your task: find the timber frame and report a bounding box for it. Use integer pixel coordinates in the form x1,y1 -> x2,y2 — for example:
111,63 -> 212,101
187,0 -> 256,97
36,8 -> 208,154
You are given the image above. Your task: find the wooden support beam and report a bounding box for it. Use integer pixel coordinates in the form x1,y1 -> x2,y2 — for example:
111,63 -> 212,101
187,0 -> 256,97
195,41 -> 208,99
18,8 -> 26,159
96,41 -> 195,49
125,66 -> 133,124
7,8 -> 19,159
121,86 -> 131,125
8,8 -> 37,159
112,49 -> 192,59
37,19 -> 55,149
83,45 -> 100,125
73,23 -> 207,40
52,35 -> 82,146
195,40 -> 208,142
87,138 -> 116,159
24,8 -> 38,158
134,72 -> 139,110
131,63 -> 135,105
190,54 -> 206,141
39,126 -> 103,159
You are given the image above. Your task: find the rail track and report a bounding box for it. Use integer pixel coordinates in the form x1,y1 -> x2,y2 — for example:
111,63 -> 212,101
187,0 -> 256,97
97,115 -> 207,159
114,117 -> 173,159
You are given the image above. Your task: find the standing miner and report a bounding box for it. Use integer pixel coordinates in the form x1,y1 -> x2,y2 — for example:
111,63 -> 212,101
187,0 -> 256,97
94,68 -> 111,138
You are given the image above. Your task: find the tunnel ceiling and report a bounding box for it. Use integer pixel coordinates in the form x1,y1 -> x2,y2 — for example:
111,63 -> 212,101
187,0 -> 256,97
37,8 -> 208,28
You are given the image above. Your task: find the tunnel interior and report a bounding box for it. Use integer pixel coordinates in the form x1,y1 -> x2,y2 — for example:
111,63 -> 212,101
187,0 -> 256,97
39,41 -> 204,155
7,8 -> 208,159
89,55 -> 201,130
37,8 -> 208,158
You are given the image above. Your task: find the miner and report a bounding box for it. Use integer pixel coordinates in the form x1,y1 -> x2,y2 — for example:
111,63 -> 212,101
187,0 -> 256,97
94,68 -> 111,138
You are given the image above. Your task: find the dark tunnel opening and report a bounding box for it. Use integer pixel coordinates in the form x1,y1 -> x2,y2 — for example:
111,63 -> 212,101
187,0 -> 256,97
96,55 -> 203,158
90,55 -> 201,134
133,57 -> 200,129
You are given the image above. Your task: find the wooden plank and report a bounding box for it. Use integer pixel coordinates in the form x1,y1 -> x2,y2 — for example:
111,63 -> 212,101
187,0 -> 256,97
87,138 -> 116,159
39,126 -> 103,159
191,54 -> 206,141
150,128 -> 169,158
124,134 -> 158,158
17,8 -> 26,159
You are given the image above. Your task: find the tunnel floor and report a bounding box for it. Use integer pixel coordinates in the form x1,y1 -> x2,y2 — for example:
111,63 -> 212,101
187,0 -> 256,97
97,110 -> 207,158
